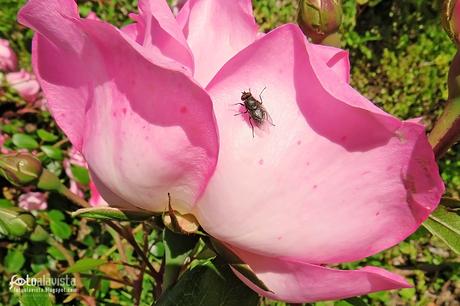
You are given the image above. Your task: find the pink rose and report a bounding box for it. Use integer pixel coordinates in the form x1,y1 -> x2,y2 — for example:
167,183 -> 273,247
64,146 -> 107,206
6,70 -> 40,102
0,133 -> 9,154
64,146 -> 87,197
0,38 -> 17,71
18,191 -> 47,211
89,181 -> 108,207
18,0 -> 444,302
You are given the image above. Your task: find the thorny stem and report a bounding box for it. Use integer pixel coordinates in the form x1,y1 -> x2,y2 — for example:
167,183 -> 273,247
45,166 -> 163,300
105,220 -> 163,299
47,237 -> 83,289
59,185 -> 90,208
79,273 -> 132,287
133,224 -> 148,306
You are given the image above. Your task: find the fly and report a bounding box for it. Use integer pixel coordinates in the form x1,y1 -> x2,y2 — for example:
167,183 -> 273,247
234,87 -> 274,137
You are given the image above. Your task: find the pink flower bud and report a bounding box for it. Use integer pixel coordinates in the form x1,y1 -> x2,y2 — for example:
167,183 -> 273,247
18,191 -> 47,211
6,70 -> 40,103
0,153 -> 43,186
298,0 -> 342,43
0,39 -> 17,71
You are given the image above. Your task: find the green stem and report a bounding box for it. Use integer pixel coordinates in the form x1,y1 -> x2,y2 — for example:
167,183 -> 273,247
59,185 -> 90,208
429,51 -> 460,158
48,237 -> 83,289
105,220 -> 163,296
429,97 -> 460,158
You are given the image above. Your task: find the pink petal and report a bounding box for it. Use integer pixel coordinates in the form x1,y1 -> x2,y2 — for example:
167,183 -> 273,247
86,11 -> 100,21
129,0 -> 194,72
309,43 -> 350,83
6,70 -> 41,103
0,38 -> 18,71
18,192 -> 48,211
231,246 -> 411,303
18,0 -> 219,213
194,24 -> 444,264
89,180 -> 108,207
176,0 -> 258,86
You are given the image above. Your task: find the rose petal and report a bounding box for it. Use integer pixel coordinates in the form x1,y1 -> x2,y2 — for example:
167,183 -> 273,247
0,38 -> 18,71
194,24 -> 443,264
231,246 -> 411,303
309,43 -> 350,83
6,70 -> 41,103
89,179 -> 109,207
19,0 -> 219,213
130,0 -> 194,72
176,0 -> 258,86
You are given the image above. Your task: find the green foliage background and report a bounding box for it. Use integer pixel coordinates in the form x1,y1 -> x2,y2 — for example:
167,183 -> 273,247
0,0 -> 459,305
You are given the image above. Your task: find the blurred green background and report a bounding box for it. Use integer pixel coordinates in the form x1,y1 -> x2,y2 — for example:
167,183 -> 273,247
0,0 -> 459,305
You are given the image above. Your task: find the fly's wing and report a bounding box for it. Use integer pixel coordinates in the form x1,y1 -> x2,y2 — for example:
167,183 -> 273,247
262,106 -> 275,126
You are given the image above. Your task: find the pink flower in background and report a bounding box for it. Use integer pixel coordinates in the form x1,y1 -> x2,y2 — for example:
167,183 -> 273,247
67,146 -> 86,168
6,70 -> 40,102
64,146 -> 87,198
18,192 -> 47,211
86,11 -> 99,20
64,146 -> 107,205
0,38 -> 17,71
89,181 -> 108,207
0,134 -> 10,154
18,0 -> 444,303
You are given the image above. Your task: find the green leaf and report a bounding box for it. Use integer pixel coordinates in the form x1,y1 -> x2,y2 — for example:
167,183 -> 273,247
29,225 -> 50,242
0,199 -> 13,208
36,129 -> 58,142
19,286 -> 53,306
47,210 -> 65,222
50,220 -> 72,240
156,260 -> 259,306
71,207 -> 155,221
162,229 -> 199,290
209,238 -> 271,292
344,297 -> 369,306
70,165 -> 90,185
64,258 -> 106,274
47,246 -> 67,261
423,206 -> 460,254
399,287 -> 416,300
40,146 -> 63,160
4,249 -> 25,273
12,133 -> 39,150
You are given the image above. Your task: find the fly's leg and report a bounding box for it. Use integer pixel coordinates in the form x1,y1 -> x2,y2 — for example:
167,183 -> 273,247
259,86 -> 267,103
234,109 -> 248,116
249,117 -> 255,138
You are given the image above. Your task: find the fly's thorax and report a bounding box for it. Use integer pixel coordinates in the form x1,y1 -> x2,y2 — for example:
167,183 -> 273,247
244,97 -> 259,110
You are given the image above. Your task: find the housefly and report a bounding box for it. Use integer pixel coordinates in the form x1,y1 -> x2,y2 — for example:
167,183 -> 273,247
235,87 -> 274,137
